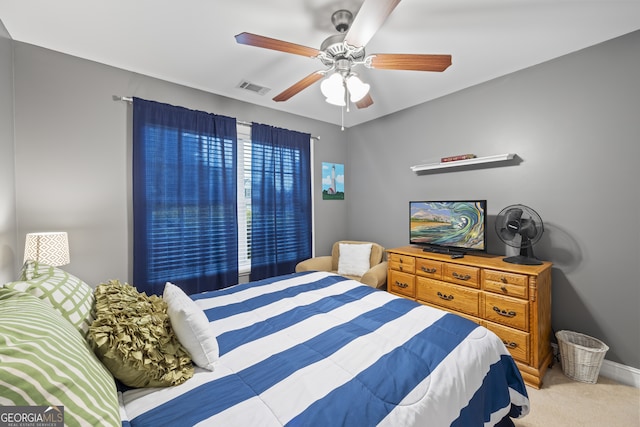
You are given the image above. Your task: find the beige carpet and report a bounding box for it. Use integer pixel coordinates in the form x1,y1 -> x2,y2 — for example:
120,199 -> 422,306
514,365 -> 640,426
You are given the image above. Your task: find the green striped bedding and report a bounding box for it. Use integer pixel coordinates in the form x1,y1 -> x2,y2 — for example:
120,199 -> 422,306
4,260 -> 95,337
0,287 -> 119,426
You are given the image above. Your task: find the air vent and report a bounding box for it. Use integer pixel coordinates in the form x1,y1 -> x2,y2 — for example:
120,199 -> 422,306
237,80 -> 270,96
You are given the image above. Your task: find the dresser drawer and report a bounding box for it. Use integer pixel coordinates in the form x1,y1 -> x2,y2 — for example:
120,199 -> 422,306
389,254 -> 415,274
388,269 -> 415,298
420,301 -> 482,325
483,270 -> 529,299
416,277 -> 480,317
442,263 -> 480,288
415,259 -> 442,279
485,321 -> 530,364
484,294 -> 529,331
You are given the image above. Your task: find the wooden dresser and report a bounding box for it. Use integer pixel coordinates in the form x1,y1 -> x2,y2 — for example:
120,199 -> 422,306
386,245 -> 553,389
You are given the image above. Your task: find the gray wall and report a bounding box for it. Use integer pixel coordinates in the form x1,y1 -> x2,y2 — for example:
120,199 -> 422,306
0,20 -> 17,284
2,21 -> 638,370
346,30 -> 640,368
9,41 -> 348,288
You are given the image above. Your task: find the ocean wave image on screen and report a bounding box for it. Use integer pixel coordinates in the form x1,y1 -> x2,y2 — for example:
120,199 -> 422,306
410,202 -> 485,249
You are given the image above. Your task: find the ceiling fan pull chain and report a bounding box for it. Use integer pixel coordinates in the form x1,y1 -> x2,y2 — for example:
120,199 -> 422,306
341,105 -> 345,131
346,84 -> 351,113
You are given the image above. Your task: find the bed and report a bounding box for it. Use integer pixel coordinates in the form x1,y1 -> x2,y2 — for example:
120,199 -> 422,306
1,263 -> 529,427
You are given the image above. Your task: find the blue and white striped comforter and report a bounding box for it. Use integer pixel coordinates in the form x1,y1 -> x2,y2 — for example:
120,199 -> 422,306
121,271 -> 529,426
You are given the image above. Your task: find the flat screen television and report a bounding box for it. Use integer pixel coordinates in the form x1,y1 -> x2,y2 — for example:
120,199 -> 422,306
409,200 -> 487,254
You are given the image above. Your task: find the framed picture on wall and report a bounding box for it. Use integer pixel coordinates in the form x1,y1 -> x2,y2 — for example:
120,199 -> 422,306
322,162 -> 344,200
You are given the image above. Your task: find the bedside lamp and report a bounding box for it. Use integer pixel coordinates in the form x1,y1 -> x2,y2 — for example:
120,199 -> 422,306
24,232 -> 70,266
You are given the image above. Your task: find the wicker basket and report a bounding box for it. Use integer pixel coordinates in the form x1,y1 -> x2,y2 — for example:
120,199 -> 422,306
556,330 -> 609,384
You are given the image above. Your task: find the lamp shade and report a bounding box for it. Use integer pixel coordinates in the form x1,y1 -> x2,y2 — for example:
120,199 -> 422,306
321,73 -> 346,106
320,72 -> 370,106
325,93 -> 347,106
24,232 -> 70,266
346,75 -> 370,102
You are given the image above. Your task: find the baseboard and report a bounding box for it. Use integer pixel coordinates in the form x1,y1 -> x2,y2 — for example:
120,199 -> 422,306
599,359 -> 640,388
550,343 -> 639,388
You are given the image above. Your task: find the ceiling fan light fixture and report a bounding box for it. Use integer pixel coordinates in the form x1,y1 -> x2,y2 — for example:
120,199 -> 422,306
321,72 -> 370,106
346,74 -> 370,102
321,73 -> 345,101
325,94 -> 346,106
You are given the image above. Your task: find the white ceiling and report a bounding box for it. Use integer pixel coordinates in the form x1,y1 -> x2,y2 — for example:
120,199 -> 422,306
1,0 -> 639,128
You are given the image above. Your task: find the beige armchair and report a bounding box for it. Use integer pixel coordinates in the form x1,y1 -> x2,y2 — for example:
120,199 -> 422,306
295,240 -> 387,289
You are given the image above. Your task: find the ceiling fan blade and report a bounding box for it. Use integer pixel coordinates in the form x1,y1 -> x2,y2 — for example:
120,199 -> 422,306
367,54 -> 452,72
344,0 -> 402,48
235,32 -> 321,58
273,71 -> 326,102
355,93 -> 374,109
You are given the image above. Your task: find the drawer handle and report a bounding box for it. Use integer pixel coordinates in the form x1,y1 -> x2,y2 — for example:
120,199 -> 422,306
399,265 -> 404,272
500,276 -> 508,284
452,272 -> 471,281
503,340 -> 518,349
421,266 -> 437,273
395,281 -> 408,289
500,285 -> 508,293
493,306 -> 517,318
437,291 -> 454,301
399,258 -> 403,263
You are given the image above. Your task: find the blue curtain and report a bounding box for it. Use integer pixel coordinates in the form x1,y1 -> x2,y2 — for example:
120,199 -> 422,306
250,123 -> 312,281
133,98 -> 238,296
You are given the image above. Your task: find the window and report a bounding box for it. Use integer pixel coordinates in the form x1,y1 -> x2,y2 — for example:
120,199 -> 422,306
133,98 -> 312,294
237,125 -> 252,273
249,123 -> 312,281
238,123 -> 314,277
133,98 -> 238,296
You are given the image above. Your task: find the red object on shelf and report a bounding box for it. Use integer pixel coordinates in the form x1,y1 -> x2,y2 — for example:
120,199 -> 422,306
441,154 -> 477,163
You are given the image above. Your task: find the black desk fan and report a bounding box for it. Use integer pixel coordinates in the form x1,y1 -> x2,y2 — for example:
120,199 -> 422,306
496,204 -> 544,265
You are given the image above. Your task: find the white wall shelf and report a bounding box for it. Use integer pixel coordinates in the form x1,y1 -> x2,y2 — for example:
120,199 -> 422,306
411,153 -> 516,173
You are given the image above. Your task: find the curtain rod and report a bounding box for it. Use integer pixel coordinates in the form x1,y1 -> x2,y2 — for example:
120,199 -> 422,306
113,95 -> 320,141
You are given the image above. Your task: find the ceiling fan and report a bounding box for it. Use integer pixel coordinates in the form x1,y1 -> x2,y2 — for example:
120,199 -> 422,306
235,0 -> 452,110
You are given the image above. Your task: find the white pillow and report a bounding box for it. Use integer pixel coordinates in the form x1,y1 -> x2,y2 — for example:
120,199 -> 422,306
337,243 -> 372,277
163,282 -> 218,371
